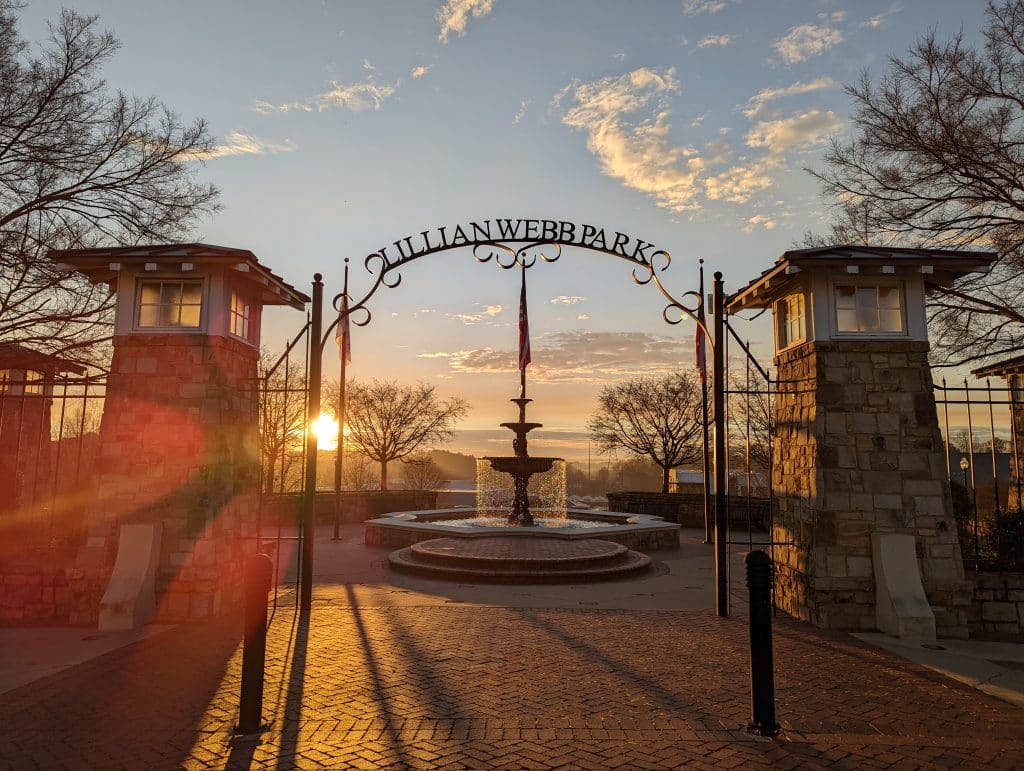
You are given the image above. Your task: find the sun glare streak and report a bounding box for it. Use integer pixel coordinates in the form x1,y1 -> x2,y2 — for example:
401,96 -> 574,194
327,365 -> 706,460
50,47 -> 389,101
312,414 -> 340,451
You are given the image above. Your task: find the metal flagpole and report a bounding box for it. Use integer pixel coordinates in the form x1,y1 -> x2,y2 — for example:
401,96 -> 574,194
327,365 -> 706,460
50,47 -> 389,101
332,258 -> 350,541
519,262 -> 530,399
698,260 -> 712,544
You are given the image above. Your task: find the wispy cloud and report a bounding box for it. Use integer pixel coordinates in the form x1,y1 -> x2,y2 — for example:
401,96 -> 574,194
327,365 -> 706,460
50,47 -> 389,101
513,99 -> 531,124
410,64 -> 433,78
189,131 -> 297,160
697,34 -> 735,48
682,0 -> 726,15
437,0 -> 495,43
745,109 -> 842,153
862,5 -> 902,29
253,74 -> 398,113
447,304 -> 504,325
742,77 -> 837,118
557,68 -> 706,213
419,331 -> 690,382
773,24 -> 844,64
818,10 -> 846,23
551,295 -> 587,305
743,214 -> 776,232
704,157 -> 778,204
557,65 -> 839,212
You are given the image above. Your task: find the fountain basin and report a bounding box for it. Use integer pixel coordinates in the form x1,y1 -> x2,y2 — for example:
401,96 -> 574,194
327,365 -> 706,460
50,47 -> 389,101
364,507 -> 680,551
388,535 -> 652,583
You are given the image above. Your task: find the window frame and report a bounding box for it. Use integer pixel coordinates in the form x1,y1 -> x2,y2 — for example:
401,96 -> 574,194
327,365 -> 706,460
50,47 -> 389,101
830,278 -> 907,338
229,290 -> 252,342
775,291 -> 807,351
23,369 -> 44,395
134,277 -> 205,332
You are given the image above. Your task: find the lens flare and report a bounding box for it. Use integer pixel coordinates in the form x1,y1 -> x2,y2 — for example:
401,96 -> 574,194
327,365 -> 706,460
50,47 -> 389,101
312,414 -> 339,451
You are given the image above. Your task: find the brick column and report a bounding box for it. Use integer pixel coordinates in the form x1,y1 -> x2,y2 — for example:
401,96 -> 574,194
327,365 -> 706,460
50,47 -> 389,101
69,334 -> 259,623
773,340 -> 971,637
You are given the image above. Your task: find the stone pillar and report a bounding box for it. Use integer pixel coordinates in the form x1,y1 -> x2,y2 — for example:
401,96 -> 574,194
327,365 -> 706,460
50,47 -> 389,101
69,334 -> 259,624
1009,384 -> 1024,510
773,340 -> 971,637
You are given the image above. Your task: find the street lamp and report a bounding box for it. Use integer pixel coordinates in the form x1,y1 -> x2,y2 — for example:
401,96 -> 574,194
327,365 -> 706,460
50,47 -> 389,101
959,457 -> 979,570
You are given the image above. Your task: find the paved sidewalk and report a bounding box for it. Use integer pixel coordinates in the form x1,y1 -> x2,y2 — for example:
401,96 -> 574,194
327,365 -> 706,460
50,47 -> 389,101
1,526 -> 1021,769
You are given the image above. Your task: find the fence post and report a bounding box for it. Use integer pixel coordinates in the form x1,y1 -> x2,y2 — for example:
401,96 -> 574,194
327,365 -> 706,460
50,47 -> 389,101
746,549 -> 780,737
713,271 -> 728,617
300,274 -> 323,613
238,552 -> 274,734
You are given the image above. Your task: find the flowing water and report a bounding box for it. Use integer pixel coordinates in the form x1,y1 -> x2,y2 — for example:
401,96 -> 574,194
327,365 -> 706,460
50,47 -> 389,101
475,458 -> 568,519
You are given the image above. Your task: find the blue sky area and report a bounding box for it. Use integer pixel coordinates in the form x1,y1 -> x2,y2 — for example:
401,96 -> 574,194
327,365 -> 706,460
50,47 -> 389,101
17,0 -> 993,456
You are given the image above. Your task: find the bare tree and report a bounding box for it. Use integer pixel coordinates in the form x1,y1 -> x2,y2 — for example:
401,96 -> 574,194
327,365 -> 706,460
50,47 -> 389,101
400,452 -> 448,491
346,380 -> 468,490
728,374 -> 773,473
808,0 -> 1024,367
258,352 -> 306,494
343,451 -> 378,491
588,372 -> 704,494
0,3 -> 220,368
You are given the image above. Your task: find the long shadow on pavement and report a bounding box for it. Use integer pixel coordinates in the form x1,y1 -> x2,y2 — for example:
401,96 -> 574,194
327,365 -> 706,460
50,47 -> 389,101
512,607 -> 729,733
0,614 -> 243,769
343,584 -> 414,766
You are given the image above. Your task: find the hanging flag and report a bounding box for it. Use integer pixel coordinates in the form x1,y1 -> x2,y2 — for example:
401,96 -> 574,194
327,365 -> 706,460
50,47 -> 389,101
518,268 -> 531,371
696,263 -> 707,384
336,294 -> 351,365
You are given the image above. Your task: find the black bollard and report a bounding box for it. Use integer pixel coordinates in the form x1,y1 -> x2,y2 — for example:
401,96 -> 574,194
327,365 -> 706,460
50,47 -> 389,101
746,550 -> 780,737
238,552 -> 274,735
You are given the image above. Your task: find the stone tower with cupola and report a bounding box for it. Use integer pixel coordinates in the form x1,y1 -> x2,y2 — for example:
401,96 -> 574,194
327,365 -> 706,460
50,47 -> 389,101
729,246 -> 994,639
53,244 -> 307,624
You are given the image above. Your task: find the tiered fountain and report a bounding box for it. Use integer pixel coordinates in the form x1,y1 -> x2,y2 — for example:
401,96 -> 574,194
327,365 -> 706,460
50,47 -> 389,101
482,394 -> 558,527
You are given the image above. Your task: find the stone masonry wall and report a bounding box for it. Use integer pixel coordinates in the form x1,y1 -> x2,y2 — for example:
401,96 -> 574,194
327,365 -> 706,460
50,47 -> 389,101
773,340 -> 971,637
968,571 -> 1024,639
69,334 -> 259,624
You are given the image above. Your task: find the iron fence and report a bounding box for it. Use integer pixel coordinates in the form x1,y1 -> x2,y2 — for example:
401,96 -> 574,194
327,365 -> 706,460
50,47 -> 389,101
0,373 -> 106,563
934,378 -> 1024,572
255,318 -> 311,624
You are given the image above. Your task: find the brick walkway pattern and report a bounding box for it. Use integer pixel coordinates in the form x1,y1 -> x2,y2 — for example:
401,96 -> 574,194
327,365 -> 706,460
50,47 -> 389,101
1,595 -> 1021,769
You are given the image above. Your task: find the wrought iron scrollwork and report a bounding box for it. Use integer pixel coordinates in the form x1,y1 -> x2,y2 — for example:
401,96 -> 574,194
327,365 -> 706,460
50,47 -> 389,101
472,241 -> 562,269
320,227 -> 711,351
629,249 -> 707,333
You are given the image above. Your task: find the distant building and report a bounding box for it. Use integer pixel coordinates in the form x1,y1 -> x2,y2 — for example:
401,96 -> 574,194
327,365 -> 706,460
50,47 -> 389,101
972,354 -> 1024,508
0,344 -> 85,514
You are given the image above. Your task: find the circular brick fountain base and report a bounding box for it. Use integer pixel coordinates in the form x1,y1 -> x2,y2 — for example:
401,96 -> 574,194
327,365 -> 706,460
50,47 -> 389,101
388,535 -> 651,583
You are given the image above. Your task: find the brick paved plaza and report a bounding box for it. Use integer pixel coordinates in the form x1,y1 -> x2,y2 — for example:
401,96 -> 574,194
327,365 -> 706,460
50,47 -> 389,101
1,528 -> 1021,769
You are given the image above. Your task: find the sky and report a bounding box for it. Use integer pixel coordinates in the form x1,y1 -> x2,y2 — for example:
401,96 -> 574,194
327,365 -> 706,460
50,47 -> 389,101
17,0 -> 994,460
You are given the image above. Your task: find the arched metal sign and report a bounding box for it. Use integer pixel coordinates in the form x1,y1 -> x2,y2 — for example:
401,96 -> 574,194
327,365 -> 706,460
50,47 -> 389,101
321,218 -> 711,342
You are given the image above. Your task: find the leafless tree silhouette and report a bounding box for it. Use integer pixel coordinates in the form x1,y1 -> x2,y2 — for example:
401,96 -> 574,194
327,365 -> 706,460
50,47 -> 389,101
588,372 -> 704,493
808,0 -> 1024,367
346,380 -> 468,490
0,2 -> 220,368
